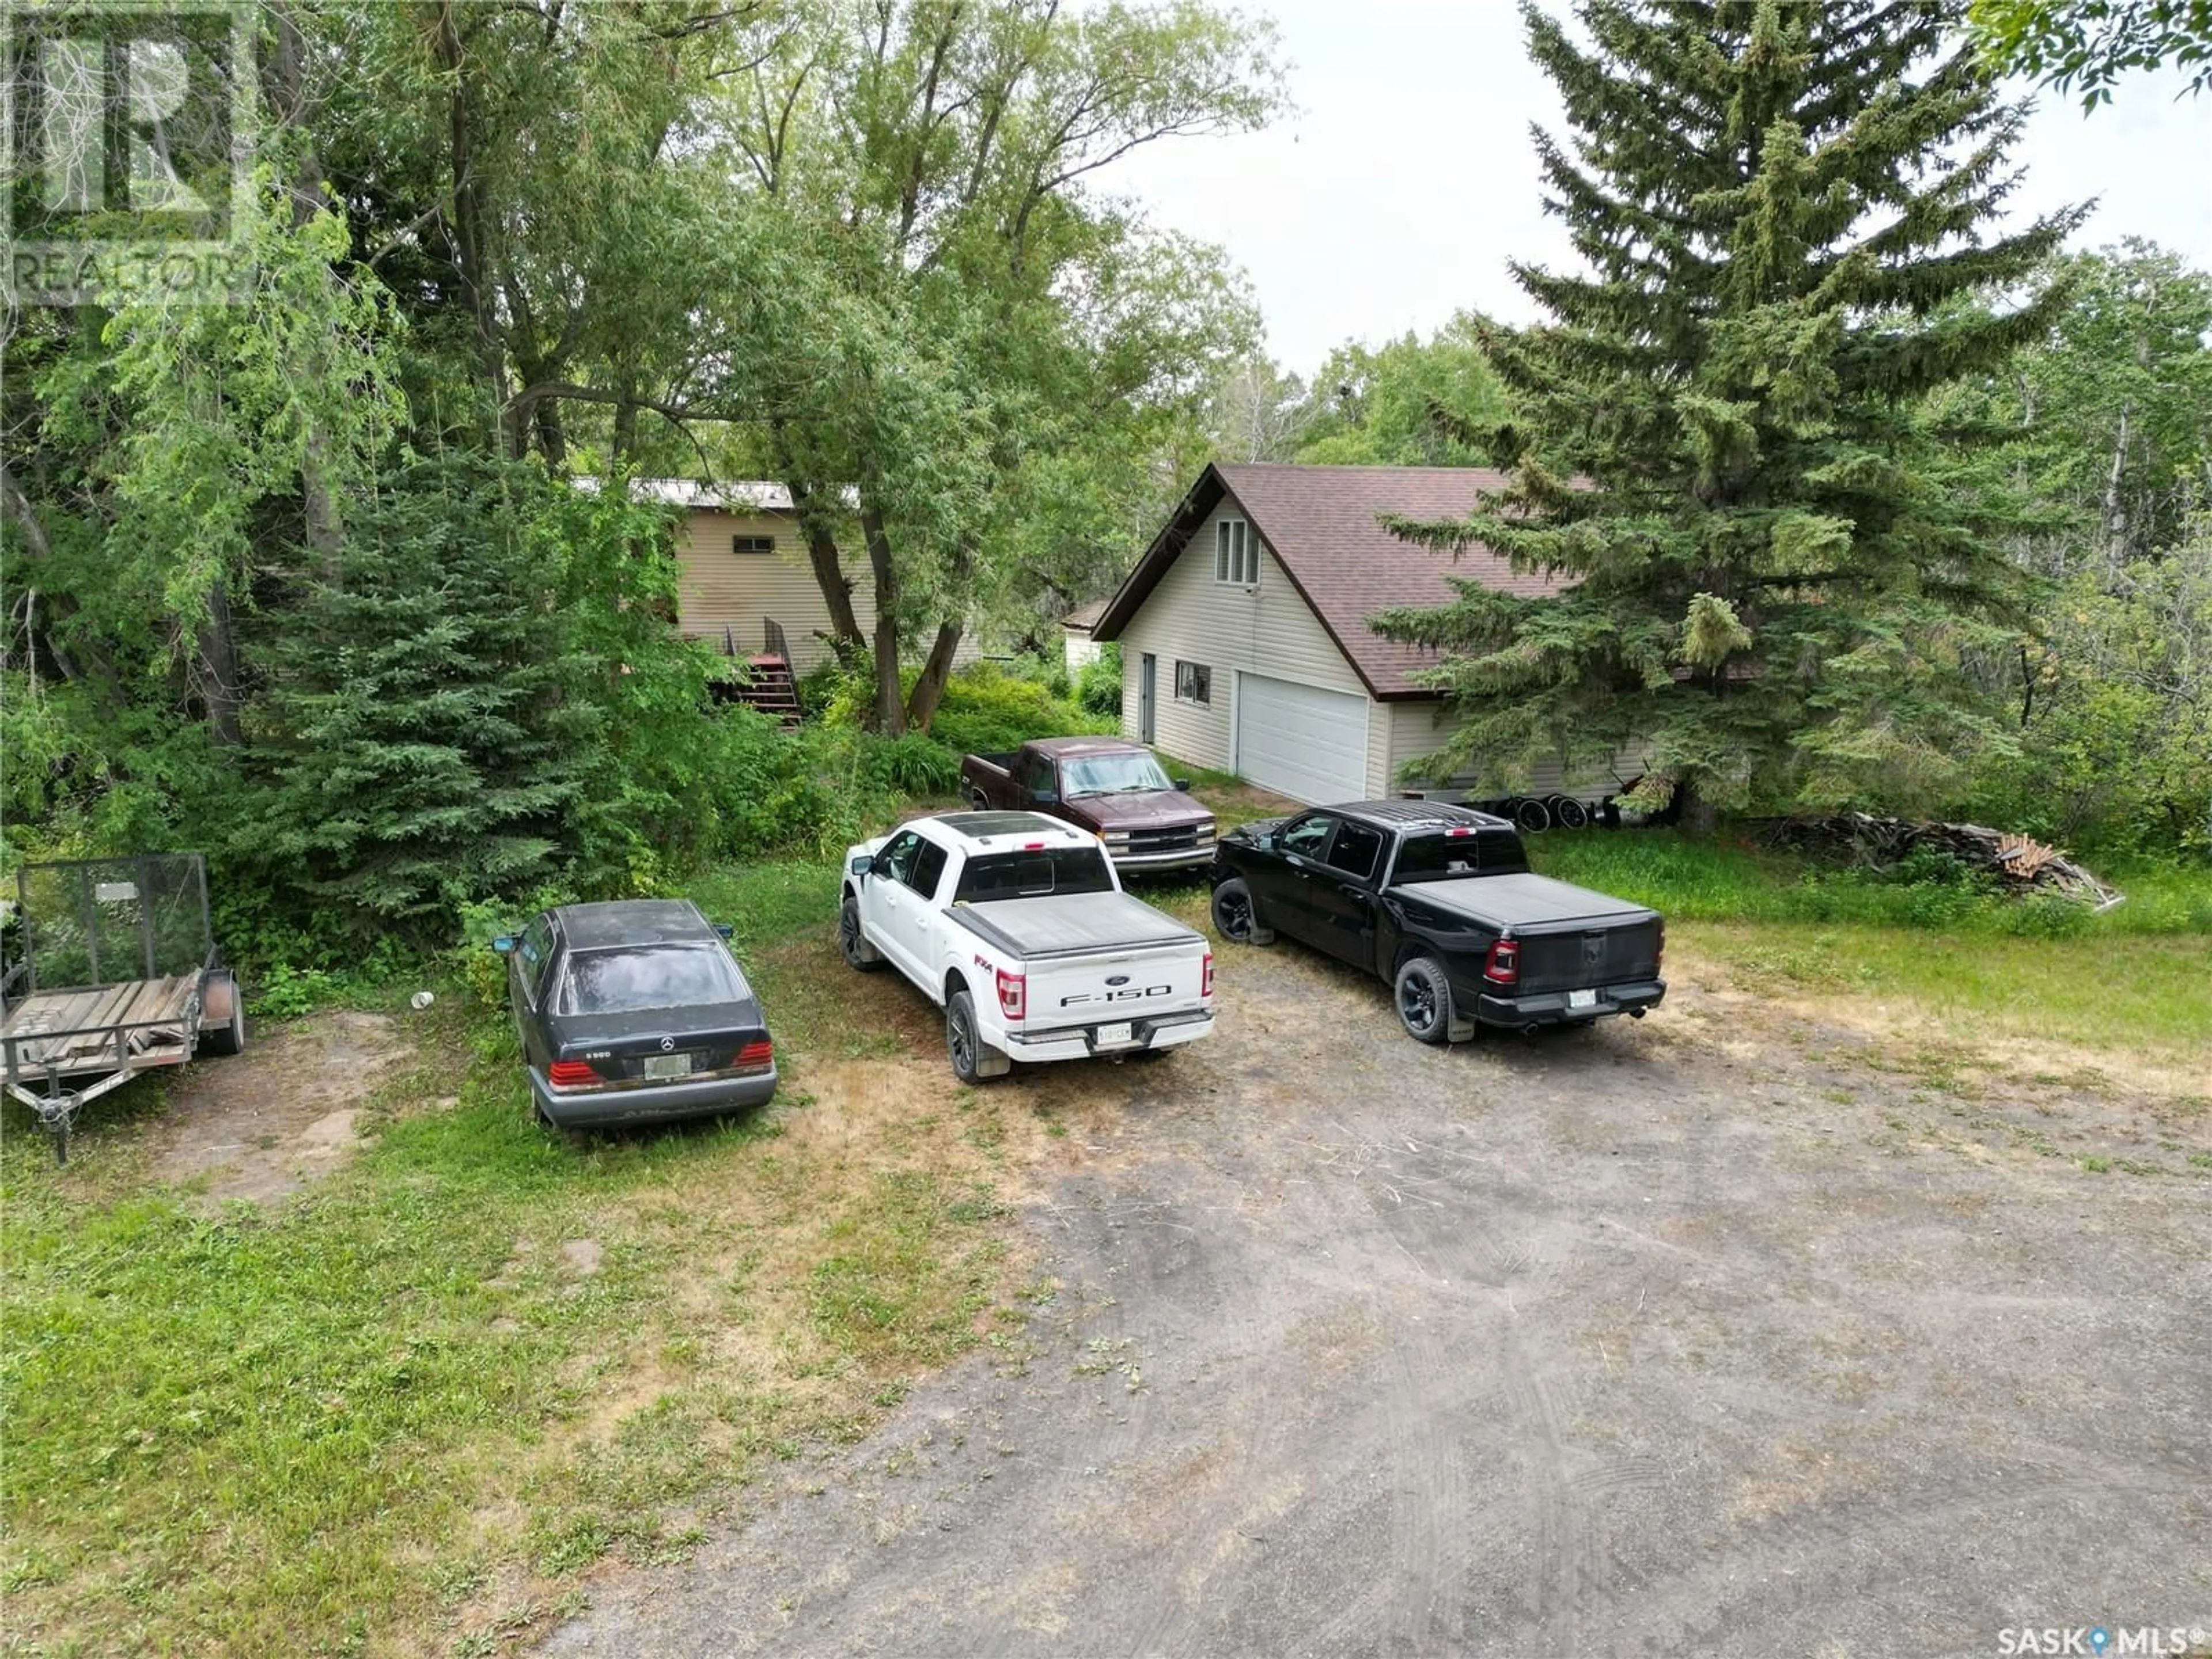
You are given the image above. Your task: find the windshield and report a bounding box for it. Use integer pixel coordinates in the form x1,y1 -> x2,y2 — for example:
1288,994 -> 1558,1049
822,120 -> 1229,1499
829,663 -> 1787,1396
1060,752 -> 1173,798
955,846 -> 1117,903
555,944 -> 745,1014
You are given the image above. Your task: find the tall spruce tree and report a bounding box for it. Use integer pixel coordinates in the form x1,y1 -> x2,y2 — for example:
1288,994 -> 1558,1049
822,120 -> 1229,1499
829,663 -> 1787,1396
1372,0 -> 2088,821
248,458 -> 598,935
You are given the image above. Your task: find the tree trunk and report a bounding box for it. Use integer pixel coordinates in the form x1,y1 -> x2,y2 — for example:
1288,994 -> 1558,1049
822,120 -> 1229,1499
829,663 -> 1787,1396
1674,776 -> 1718,836
436,2 -> 508,438
611,369 -> 639,462
860,504 -> 904,734
769,422 -> 867,660
906,620 -> 963,732
266,0 -> 346,577
2101,401 -> 2131,567
198,574 -> 242,748
904,539 -> 976,730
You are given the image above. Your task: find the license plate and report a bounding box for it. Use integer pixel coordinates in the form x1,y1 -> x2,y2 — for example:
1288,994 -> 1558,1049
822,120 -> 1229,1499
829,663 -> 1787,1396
1094,1021 -> 1135,1048
643,1052 -> 694,1080
1568,988 -> 1599,1011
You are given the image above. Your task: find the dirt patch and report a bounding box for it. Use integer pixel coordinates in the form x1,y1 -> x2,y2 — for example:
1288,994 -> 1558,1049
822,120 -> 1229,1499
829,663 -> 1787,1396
543,931 -> 2210,1659
147,1009 -> 411,1203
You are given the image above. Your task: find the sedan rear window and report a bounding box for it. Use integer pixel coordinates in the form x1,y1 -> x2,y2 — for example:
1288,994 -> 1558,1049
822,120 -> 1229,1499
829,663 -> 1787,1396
955,846 -> 1116,903
555,944 -> 744,1014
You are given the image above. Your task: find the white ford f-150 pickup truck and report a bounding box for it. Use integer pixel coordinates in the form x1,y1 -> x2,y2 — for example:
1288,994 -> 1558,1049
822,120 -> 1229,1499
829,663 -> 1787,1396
839,810 -> 1216,1082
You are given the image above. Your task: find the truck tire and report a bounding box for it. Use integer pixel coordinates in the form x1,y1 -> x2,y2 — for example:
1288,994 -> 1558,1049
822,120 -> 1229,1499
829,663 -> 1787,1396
1210,878 -> 1275,946
838,897 -> 884,971
1550,794 -> 1589,830
1394,956 -> 1473,1046
968,787 -> 991,810
945,989 -> 1010,1084
199,972 -> 247,1056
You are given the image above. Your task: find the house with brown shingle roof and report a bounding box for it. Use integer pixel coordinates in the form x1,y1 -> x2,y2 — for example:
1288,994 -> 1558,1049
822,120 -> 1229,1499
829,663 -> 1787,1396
1092,463 -> 1585,805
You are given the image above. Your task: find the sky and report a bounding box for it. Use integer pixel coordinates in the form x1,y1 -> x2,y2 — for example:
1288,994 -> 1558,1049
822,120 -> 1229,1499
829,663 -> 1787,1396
1108,0 -> 2212,374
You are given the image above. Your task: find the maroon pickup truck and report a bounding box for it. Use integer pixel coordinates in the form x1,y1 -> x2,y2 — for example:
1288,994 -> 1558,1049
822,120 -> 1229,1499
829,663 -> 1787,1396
960,737 -> 1217,873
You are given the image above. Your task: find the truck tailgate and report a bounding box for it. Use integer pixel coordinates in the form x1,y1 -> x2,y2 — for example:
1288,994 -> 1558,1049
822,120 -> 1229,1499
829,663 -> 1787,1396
949,894 -> 1209,1034
1394,872 -> 1660,993
1512,916 -> 1661,991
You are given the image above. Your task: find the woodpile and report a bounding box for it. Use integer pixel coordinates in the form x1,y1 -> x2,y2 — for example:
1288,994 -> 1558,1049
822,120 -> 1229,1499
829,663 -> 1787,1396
1756,812 -> 2124,909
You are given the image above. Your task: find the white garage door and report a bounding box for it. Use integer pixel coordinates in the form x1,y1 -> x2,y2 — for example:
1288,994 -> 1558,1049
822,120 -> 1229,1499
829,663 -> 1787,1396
1234,673 -> 1369,805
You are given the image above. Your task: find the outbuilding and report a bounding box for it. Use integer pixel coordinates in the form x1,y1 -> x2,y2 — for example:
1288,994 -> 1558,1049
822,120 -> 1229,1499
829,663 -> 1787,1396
1093,463 -> 1607,806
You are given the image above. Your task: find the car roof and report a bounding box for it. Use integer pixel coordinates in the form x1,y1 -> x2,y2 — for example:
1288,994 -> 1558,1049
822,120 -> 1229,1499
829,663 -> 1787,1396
551,899 -> 715,949
1303,799 -> 1517,834
925,810 -> 1099,848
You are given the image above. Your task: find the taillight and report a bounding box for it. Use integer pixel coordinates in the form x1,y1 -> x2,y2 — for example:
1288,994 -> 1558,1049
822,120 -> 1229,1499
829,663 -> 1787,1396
1202,950 -> 1214,999
995,968 -> 1026,1019
1483,937 -> 1520,987
734,1040 -> 773,1071
1654,918 -> 1665,973
547,1059 -> 602,1089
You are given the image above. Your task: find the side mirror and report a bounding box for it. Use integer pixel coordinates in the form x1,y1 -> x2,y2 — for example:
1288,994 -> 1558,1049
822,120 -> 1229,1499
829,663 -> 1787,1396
1173,778 -> 1192,791
491,935 -> 517,955
1029,788 -> 1059,806
713,923 -> 734,940
849,854 -> 873,877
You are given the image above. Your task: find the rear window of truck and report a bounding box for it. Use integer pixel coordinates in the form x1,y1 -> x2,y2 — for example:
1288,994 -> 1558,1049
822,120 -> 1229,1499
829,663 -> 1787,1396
1391,829 -> 1528,884
955,847 -> 1116,903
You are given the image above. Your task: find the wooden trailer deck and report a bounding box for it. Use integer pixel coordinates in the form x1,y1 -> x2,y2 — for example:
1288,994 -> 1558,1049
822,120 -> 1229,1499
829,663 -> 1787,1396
1,975 -> 200,1077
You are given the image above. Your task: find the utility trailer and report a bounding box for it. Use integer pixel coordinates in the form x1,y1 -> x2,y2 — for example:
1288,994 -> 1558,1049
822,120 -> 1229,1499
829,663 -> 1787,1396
0,854 -> 244,1161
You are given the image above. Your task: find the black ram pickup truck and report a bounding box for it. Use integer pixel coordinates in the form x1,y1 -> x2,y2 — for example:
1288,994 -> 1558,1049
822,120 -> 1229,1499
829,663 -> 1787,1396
1209,799 -> 1664,1044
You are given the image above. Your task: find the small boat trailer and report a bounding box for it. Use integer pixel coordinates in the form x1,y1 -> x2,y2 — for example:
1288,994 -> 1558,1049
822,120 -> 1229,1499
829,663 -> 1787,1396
1,854 -> 244,1162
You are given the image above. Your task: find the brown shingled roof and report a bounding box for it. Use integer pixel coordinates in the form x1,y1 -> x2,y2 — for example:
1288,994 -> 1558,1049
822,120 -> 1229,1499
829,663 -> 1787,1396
1092,464 -> 1567,699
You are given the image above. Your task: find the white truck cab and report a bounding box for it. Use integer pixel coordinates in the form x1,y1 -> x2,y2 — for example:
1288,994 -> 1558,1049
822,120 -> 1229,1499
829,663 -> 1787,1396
839,810 -> 1216,1082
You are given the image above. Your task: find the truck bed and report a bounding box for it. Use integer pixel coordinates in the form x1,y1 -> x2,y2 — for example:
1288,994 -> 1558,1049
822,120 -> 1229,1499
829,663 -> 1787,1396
949,892 -> 1202,960
1394,872 -> 1654,930
2,975 -> 200,1077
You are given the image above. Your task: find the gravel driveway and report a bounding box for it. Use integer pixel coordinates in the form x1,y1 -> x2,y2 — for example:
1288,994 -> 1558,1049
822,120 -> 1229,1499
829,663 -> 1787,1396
543,940 -> 2211,1658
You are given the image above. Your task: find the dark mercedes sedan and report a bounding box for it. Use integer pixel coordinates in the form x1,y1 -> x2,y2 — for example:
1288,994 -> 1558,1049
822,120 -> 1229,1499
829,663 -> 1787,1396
494,899 -> 777,1129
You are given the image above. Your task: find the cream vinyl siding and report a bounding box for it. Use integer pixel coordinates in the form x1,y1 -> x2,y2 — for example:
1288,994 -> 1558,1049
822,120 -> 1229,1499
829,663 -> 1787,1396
1119,502 -> 1371,778
672,509 -> 877,672
1384,700 -> 1649,800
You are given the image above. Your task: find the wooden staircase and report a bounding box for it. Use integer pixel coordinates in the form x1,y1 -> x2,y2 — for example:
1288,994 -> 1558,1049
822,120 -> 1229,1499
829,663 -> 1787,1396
735,653 -> 801,726
706,619 -> 804,725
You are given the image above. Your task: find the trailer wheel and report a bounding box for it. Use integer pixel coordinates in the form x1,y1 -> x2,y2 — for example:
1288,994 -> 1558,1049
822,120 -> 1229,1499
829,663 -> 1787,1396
1514,797 -> 1552,834
199,972 -> 247,1057
1550,796 -> 1590,831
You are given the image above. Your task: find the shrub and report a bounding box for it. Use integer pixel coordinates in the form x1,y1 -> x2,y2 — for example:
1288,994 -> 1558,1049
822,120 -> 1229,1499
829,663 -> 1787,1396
1075,642 -> 1123,717
858,731 -> 962,797
926,661 -> 1115,755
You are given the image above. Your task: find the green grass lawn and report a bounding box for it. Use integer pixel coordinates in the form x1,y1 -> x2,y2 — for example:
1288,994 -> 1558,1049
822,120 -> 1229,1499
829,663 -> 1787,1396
1529,830 -> 2212,1071
1,862 -> 1017,1658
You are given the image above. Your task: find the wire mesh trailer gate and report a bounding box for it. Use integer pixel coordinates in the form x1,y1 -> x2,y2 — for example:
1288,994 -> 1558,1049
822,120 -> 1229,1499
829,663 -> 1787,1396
0,854 -> 244,1161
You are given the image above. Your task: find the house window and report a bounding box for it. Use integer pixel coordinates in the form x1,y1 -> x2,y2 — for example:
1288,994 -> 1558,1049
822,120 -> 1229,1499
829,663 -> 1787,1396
1214,517 -> 1257,586
1175,660 -> 1211,705
733,534 -> 776,554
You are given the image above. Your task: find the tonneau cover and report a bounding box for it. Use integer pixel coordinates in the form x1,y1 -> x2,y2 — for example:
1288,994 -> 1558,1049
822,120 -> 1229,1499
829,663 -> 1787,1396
1393,872 -> 1654,930
949,891 -> 1201,960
